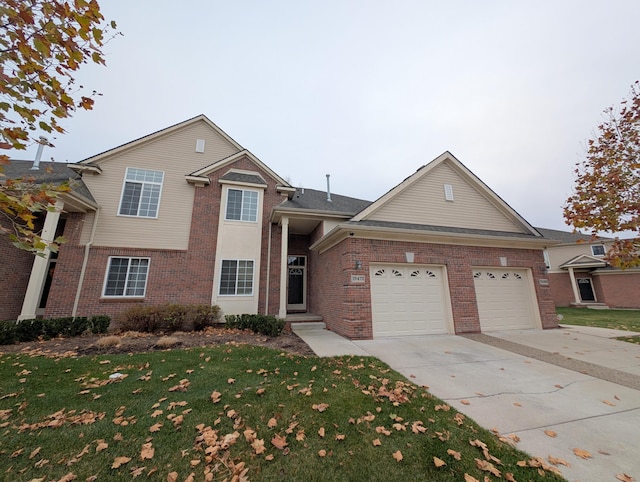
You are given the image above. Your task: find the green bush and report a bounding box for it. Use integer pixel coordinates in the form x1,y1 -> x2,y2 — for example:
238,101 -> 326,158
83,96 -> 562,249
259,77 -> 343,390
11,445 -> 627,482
0,315 -> 111,346
117,304 -> 222,333
224,314 -> 285,337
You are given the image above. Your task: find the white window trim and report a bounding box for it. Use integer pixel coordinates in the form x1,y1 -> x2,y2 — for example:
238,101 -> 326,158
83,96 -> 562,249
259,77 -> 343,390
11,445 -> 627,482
117,167 -> 165,219
224,188 -> 259,223
218,259 -> 255,296
102,256 -> 150,298
591,244 -> 606,257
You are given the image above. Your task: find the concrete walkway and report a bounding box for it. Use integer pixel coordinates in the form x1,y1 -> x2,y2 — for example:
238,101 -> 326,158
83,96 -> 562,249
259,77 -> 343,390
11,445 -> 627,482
292,323 -> 640,481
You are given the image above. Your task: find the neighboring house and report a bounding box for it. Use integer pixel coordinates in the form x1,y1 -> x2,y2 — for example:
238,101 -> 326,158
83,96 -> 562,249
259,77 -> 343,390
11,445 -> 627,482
2,115 -> 559,338
537,227 -> 640,309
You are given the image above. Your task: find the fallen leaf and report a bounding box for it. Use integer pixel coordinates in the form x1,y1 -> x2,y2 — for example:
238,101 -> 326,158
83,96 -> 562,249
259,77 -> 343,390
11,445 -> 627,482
111,456 -> 131,468
616,474 -> 635,482
460,400 -> 470,405
464,474 -> 480,482
312,403 -> 329,412
372,438 -> 382,446
149,423 -> 162,433
296,430 -> 305,441
140,442 -> 154,460
167,472 -> 178,482
544,430 -> 557,438
57,473 -> 77,482
573,448 -> 592,459
265,454 -> 274,461
548,455 -> 570,467
95,440 -> 108,452
603,400 -> 616,406
210,391 -> 222,403
447,449 -> 462,460
252,439 -> 266,454
475,458 -> 501,477
318,427 -> 325,438
392,450 -> 403,462
335,434 -> 346,441
29,447 -> 41,459
227,378 -> 235,384
433,456 -> 446,467
318,449 -> 327,457
513,402 -> 522,407
271,434 -> 288,450
268,417 -> 278,428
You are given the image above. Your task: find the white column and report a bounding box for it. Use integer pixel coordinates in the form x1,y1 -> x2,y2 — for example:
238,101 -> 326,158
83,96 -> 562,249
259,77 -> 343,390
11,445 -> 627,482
568,267 -> 581,304
19,201 -> 63,320
278,217 -> 289,319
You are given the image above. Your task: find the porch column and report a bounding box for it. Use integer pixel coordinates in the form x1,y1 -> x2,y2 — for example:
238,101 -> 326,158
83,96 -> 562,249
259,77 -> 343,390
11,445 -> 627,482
19,200 -> 63,320
568,267 -> 581,304
278,216 -> 289,319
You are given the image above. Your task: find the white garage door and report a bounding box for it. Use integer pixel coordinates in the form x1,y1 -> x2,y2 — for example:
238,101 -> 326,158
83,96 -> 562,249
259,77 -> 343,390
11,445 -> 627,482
370,265 -> 450,337
473,268 -> 537,331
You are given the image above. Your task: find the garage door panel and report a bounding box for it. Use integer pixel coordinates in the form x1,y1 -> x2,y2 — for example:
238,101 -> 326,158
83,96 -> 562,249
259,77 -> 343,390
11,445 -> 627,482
473,268 -> 537,331
370,265 -> 450,337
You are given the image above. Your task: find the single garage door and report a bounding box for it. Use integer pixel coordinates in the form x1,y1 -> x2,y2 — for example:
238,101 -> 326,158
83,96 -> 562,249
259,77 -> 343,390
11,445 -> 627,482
473,268 -> 538,331
370,264 -> 451,337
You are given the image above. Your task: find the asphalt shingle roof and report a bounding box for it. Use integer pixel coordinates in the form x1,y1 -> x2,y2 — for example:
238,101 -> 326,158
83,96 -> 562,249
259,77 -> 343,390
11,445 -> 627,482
535,227 -> 609,243
279,188 -> 372,215
219,171 -> 267,185
349,220 -> 544,239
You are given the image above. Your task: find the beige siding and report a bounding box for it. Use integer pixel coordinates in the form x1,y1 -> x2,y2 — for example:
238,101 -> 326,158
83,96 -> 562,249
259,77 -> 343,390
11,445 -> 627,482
366,162 -> 524,233
546,244 -> 604,272
81,121 -> 240,249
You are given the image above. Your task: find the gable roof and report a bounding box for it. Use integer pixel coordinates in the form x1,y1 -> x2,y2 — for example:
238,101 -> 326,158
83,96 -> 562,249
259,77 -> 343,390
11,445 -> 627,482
536,227 -> 611,245
352,151 -> 541,237
276,188 -> 372,215
559,254 -> 608,269
78,114 -> 243,165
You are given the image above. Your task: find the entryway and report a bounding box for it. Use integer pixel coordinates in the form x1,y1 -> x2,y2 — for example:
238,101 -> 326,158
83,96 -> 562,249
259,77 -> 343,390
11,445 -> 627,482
287,256 -> 307,312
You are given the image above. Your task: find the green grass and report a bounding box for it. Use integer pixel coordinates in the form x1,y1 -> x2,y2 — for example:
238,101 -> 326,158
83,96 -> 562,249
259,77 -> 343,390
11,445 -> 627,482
0,345 -> 566,481
557,307 -> 640,344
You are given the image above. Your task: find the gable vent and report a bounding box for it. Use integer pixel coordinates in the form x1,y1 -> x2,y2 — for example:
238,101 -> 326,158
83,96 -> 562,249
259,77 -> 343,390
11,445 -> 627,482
195,139 -> 205,153
444,184 -> 454,201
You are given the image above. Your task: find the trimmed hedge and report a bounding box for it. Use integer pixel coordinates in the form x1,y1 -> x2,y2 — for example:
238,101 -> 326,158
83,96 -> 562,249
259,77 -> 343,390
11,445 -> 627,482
0,315 -> 111,346
224,314 -> 285,337
116,304 -> 222,333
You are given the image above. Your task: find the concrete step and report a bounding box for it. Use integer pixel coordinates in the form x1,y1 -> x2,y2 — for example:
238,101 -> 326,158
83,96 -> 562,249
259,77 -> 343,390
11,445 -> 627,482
290,321 -> 326,331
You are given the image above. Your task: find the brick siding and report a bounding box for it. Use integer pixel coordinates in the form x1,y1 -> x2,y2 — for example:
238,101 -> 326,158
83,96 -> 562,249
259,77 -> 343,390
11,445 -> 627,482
0,216 -> 34,321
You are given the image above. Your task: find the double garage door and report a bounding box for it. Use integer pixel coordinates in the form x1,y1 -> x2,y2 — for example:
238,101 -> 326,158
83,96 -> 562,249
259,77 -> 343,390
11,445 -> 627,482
370,264 -> 537,337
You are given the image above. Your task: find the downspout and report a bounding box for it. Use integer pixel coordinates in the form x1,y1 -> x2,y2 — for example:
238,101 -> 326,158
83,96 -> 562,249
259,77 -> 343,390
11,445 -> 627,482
265,221 -> 272,314
72,207 -> 100,317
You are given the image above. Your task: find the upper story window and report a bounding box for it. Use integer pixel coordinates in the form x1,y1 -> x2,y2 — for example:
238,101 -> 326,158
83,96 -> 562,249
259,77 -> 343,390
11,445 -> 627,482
119,168 -> 164,218
225,188 -> 258,222
103,257 -> 149,297
591,244 -> 606,257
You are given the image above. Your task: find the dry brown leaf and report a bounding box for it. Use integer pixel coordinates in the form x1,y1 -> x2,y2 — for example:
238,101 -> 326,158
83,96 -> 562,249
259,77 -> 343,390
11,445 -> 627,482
573,448 -> 592,459
95,440 -> 108,452
433,456 -> 446,467
335,434 -> 346,441
475,458 -> 501,477
149,422 -> 163,433
544,430 -> 557,438
267,417 -> 278,428
312,403 -> 329,412
166,473 -> 178,482
256,388 -> 265,396
464,474 -> 480,482
411,421 -> 427,434
460,400 -> 471,405
318,449 -> 327,457
505,473 -> 517,482
616,474 -> 635,482
210,391 -> 222,403
140,442 -> 154,460
392,450 -> 403,462
372,438 -> 382,446
513,402 -> 522,407
548,455 -> 570,467
131,466 -> 145,478
265,454 -> 274,461
252,438 -> 266,455
603,400 -> 616,406
271,434 -> 288,450
296,430 -> 306,441
447,448 -> 462,460
111,456 -> 131,468
227,378 -> 235,384
29,447 -> 41,459
57,473 -> 77,482
318,427 -> 325,438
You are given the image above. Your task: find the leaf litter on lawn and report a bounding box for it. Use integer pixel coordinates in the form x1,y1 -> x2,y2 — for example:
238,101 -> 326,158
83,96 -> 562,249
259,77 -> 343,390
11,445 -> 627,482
0,345 -> 567,481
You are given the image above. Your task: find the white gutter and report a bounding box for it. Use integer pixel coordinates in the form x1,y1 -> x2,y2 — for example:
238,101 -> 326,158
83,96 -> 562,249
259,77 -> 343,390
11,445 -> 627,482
72,207 -> 100,317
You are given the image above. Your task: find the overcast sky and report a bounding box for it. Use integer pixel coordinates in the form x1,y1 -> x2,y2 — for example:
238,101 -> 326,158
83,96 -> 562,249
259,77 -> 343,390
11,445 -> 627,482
14,1 -> 640,232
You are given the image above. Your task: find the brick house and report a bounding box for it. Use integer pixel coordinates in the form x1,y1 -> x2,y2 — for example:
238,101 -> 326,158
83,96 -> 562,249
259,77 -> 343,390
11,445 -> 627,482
3,115 -> 559,338
537,227 -> 640,309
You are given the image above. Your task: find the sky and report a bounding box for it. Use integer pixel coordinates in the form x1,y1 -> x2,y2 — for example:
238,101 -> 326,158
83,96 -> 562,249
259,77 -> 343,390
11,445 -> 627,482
12,1 -> 640,232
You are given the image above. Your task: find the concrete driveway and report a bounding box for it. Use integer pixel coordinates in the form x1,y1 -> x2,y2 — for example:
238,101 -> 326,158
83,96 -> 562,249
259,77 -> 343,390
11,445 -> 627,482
293,324 -> 640,481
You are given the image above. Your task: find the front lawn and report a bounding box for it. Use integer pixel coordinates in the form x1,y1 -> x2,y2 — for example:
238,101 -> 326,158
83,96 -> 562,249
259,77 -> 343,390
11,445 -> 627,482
0,345 -> 565,481
556,307 -> 640,344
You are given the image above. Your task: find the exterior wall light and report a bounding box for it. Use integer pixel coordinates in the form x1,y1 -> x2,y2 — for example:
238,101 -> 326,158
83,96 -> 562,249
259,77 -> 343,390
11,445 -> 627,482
355,260 -> 362,270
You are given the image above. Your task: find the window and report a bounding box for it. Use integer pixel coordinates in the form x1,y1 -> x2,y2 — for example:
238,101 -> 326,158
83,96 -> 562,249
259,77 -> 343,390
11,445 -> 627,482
119,168 -> 164,218
591,245 -> 606,257
103,257 -> 149,297
225,189 -> 258,222
219,260 -> 254,295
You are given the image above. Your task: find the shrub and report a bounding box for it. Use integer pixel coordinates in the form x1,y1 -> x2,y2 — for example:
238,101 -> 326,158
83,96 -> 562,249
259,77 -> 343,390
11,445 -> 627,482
224,314 -> 285,337
14,318 -> 44,342
90,315 -> 111,334
0,321 -> 17,345
156,336 -> 180,348
117,304 -> 222,334
94,335 -> 121,348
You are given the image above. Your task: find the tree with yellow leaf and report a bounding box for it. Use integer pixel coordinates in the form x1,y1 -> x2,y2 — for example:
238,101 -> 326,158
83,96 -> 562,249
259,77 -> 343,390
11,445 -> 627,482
564,81 -> 640,268
0,0 -> 118,252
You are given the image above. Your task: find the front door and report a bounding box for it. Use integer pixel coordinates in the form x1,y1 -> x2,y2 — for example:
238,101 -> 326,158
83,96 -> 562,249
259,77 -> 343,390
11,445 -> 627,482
578,278 -> 596,302
287,256 -> 307,312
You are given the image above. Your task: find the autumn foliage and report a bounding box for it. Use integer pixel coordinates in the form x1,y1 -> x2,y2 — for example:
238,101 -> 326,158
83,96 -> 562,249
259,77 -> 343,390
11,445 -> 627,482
0,0 -> 117,252
564,81 -> 640,268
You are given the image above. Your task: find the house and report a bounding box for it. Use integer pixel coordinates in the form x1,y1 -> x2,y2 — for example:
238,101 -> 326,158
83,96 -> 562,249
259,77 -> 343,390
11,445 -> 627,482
2,115 -> 559,338
537,227 -> 640,309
